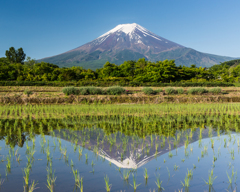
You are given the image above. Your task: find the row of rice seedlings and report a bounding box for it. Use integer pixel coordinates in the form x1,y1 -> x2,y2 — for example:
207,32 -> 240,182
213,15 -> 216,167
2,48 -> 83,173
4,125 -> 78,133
46,161 -> 56,192
72,168 -> 83,192
2,103 -> 240,120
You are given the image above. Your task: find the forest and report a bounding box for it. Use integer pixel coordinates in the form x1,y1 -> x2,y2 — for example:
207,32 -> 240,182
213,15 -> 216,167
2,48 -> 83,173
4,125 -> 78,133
0,47 -> 239,84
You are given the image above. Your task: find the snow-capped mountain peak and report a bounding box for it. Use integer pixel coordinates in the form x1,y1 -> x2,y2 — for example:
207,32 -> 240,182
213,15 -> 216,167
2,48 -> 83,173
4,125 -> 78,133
99,23 -> 139,37
98,23 -> 162,41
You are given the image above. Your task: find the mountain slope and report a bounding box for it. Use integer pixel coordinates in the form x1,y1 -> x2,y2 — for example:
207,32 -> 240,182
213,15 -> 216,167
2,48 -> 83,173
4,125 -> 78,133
40,23 -> 234,69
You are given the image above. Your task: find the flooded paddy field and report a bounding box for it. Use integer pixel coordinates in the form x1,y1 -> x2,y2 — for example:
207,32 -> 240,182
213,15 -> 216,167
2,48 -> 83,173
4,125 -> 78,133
0,104 -> 240,191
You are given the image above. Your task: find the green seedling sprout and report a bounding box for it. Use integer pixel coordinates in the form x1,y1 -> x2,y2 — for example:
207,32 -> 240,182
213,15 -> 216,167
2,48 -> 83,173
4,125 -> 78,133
28,180 -> 38,192
123,170 -> 130,180
155,175 -> 164,190
130,174 -> 141,191
144,168 -> 149,180
203,169 -> 217,186
181,172 -> 190,188
104,175 -> 112,192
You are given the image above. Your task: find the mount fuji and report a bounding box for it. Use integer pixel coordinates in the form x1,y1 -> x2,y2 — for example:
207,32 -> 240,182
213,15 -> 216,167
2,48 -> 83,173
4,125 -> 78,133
40,23 -> 234,69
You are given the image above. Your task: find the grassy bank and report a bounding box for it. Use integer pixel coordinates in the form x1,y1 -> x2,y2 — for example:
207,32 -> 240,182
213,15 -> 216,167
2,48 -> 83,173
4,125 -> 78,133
0,86 -> 240,104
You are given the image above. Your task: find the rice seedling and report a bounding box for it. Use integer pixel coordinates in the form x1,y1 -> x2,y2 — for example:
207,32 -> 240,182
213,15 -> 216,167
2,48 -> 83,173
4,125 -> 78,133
72,168 -> 82,187
6,155 -> 11,171
130,174 -> 141,191
213,156 -> 217,162
28,180 -> 38,192
46,161 -> 56,192
181,172 -> 190,190
167,167 -> 170,179
144,168 -> 149,180
203,169 -> 217,187
187,169 -> 193,179
104,175 -> 112,192
226,166 -> 237,184
211,139 -> 214,148
123,170 -> 130,181
174,164 -> 179,171
155,175 -> 164,190
23,165 -> 31,187
71,159 -> 74,169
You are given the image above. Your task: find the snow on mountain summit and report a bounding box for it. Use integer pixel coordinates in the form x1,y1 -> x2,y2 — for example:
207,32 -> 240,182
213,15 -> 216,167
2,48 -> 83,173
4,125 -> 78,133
98,23 -> 162,41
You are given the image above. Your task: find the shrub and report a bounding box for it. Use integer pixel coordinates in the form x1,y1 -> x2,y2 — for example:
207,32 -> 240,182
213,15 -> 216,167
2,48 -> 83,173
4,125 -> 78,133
155,89 -> 163,93
24,89 -> 33,97
78,87 -> 89,95
142,87 -> 155,95
165,87 -> 176,95
78,87 -> 103,95
208,88 -> 222,94
187,88 -> 208,95
62,87 -> 80,96
87,87 -> 103,95
106,86 -> 126,95
176,88 -> 184,94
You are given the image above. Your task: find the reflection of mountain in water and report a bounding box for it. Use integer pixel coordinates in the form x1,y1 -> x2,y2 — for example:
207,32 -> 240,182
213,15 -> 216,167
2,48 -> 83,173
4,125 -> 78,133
55,127 -> 218,169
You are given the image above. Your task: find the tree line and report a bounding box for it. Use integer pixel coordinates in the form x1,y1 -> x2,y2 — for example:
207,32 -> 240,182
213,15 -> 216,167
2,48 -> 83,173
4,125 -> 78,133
0,47 -> 239,83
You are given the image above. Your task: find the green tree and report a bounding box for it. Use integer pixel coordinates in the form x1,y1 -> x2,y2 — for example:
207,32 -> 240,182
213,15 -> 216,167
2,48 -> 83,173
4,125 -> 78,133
5,47 -> 26,64
24,56 -> 36,68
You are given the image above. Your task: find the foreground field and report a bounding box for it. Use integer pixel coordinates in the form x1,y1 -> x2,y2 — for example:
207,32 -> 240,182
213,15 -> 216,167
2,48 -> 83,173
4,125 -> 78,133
0,103 -> 239,192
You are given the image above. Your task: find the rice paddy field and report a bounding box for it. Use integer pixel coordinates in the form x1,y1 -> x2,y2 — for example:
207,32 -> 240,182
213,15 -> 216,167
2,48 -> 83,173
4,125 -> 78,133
0,103 -> 240,191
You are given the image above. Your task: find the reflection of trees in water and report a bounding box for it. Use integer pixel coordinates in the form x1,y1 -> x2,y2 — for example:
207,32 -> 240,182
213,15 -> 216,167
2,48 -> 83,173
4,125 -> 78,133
5,133 -> 26,148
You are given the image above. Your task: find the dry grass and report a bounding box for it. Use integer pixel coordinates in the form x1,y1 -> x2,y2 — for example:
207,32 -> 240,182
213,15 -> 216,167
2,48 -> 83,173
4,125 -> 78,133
0,93 -> 240,105
0,86 -> 240,93
0,86 -> 239,105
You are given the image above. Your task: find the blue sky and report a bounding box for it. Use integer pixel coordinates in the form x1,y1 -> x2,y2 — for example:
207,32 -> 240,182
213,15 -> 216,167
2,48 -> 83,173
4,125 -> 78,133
0,0 -> 239,59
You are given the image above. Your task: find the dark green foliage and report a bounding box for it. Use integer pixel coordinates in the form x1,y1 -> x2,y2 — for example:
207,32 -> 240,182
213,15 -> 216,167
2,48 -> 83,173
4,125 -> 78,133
87,87 -> 103,95
155,89 -> 163,93
208,88 -> 222,94
165,88 -> 176,95
23,89 -> 33,97
176,88 -> 184,94
0,81 -> 234,87
5,47 -> 26,64
106,86 -> 125,95
142,87 -> 155,95
62,87 -> 80,96
78,87 -> 89,95
78,87 -> 103,95
0,48 -> 238,85
187,88 -> 208,95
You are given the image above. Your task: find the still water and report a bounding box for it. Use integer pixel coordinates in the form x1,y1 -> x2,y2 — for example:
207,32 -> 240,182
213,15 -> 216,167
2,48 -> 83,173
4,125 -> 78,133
0,120 -> 239,192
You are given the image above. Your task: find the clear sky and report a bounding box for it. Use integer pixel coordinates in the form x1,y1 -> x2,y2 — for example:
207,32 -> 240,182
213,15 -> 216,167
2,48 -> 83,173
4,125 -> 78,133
0,0 -> 239,60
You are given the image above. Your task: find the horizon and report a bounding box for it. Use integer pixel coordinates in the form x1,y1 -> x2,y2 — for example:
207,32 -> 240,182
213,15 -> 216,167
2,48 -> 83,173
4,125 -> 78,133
1,0 -> 240,60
